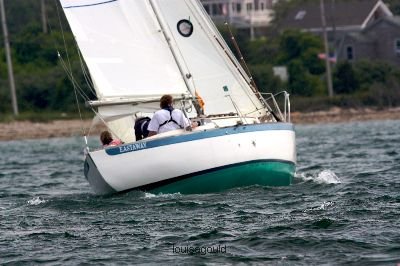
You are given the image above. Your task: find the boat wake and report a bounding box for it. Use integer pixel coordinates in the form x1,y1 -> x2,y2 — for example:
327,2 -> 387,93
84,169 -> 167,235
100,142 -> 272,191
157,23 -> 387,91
143,192 -> 182,199
295,169 -> 341,184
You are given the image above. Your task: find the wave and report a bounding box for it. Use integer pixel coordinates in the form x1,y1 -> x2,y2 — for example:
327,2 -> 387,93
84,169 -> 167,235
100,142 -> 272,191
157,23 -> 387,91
143,192 -> 182,199
27,197 -> 47,206
296,169 -> 341,184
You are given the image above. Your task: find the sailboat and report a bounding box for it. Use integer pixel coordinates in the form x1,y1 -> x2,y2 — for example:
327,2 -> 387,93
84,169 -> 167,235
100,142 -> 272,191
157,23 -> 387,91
59,0 -> 296,195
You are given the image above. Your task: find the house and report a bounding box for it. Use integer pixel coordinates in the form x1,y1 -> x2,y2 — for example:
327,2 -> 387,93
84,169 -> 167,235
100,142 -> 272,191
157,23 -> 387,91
279,0 -> 400,65
338,16 -> 400,66
279,0 -> 392,40
200,0 -> 279,38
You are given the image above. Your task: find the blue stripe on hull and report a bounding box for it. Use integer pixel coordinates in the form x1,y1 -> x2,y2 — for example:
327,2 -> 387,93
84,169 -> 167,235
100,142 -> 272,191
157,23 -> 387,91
105,123 -> 295,156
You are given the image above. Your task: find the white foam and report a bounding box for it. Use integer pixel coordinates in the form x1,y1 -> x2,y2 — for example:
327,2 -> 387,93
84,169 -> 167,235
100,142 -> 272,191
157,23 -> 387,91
316,170 -> 341,184
318,201 -> 335,210
296,169 -> 341,184
303,201 -> 335,212
27,197 -> 46,206
144,192 -> 181,199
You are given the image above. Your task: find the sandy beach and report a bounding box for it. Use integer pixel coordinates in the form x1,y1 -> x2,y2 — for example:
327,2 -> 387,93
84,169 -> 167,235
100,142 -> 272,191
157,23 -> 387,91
1,107 -> 399,141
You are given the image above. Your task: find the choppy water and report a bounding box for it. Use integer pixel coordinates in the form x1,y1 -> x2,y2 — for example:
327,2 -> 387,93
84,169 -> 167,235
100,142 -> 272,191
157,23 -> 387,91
1,120 -> 399,264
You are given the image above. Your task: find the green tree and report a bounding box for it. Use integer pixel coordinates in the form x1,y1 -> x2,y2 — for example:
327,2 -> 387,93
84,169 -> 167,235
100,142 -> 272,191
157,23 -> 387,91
353,60 -> 394,90
245,38 -> 279,65
277,30 -> 325,96
301,47 -> 325,75
386,0 -> 400,15
249,64 -> 285,94
278,30 -> 323,63
333,61 -> 358,94
288,59 -> 324,96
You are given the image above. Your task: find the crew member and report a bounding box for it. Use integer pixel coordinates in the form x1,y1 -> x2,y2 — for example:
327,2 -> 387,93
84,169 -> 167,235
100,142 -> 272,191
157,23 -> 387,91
147,94 -> 192,137
100,130 -> 123,147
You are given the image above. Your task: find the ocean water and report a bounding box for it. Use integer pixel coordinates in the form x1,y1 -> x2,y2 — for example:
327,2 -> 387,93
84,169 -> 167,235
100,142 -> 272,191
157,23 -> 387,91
0,120 -> 399,265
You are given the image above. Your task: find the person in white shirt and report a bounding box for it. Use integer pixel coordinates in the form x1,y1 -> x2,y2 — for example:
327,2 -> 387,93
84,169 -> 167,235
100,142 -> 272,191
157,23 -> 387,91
147,95 -> 192,137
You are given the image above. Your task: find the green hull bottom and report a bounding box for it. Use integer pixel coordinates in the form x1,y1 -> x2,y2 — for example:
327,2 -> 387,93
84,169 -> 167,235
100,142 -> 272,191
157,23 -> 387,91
149,161 -> 295,194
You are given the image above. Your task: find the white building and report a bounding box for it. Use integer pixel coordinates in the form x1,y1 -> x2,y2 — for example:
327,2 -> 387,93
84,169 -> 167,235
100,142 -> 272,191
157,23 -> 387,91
200,0 -> 278,38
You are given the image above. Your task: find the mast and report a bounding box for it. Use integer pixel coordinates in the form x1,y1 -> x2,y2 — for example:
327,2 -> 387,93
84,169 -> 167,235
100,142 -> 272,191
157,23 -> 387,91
0,0 -> 18,115
148,0 -> 200,113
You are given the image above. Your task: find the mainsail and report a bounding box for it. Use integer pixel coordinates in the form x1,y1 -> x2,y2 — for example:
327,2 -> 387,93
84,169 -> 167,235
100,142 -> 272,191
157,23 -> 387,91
60,0 -> 267,141
60,0 -> 189,100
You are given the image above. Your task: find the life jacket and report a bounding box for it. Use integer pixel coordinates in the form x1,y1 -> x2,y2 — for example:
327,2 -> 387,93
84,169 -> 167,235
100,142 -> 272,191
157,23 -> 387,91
134,117 -> 151,140
104,139 -> 122,147
109,139 -> 123,146
159,107 -> 183,129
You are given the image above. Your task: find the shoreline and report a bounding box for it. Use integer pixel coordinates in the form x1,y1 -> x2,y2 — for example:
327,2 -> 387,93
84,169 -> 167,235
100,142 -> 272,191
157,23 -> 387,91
290,107 -> 400,124
1,107 -> 399,141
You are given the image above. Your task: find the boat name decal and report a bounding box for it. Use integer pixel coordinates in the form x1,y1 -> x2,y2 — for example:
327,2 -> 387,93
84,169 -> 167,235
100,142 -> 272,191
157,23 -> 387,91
119,142 -> 147,153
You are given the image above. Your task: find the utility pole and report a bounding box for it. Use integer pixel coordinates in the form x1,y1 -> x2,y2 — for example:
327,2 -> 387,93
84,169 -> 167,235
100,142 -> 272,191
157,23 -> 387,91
250,7 -> 254,40
320,0 -> 334,97
0,0 -> 18,115
41,0 -> 48,34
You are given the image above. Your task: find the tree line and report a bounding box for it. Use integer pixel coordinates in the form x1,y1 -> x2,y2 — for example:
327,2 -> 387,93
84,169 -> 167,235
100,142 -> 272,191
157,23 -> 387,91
1,0 -> 399,116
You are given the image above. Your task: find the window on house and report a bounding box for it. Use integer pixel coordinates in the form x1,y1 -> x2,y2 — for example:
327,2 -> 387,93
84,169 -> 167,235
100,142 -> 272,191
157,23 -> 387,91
261,2 -> 264,10
211,3 -> 223,15
395,39 -> 400,55
211,4 -> 217,15
204,4 -> 210,15
237,3 -> 242,13
347,46 -> 354,60
210,4 -> 217,15
255,0 -> 259,10
247,3 -> 252,12
218,3 -> 224,15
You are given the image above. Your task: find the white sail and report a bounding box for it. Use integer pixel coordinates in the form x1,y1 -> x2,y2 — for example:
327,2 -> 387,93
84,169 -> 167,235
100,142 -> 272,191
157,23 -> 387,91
60,0 -> 189,100
152,0 -> 266,117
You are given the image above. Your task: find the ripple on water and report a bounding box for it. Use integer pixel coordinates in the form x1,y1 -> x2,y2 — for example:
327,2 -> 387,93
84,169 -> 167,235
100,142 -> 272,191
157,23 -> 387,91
0,120 -> 400,264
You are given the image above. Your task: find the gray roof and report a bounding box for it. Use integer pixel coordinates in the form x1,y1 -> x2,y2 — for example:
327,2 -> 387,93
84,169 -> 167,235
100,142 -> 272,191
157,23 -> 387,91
345,32 -> 375,43
280,0 -> 381,30
360,15 -> 400,32
341,16 -> 400,45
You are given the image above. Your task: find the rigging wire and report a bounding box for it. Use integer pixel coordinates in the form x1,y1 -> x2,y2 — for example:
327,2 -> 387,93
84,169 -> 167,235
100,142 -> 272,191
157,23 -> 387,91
184,0 -> 261,114
54,0 -> 86,136
76,45 -> 96,96
58,54 -> 124,141
52,1 -> 122,140
224,21 -> 281,122
224,22 -> 259,93
48,1 -> 96,97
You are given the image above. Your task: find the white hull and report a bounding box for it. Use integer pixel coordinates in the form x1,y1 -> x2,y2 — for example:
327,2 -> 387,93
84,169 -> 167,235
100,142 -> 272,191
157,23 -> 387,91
84,123 -> 296,194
